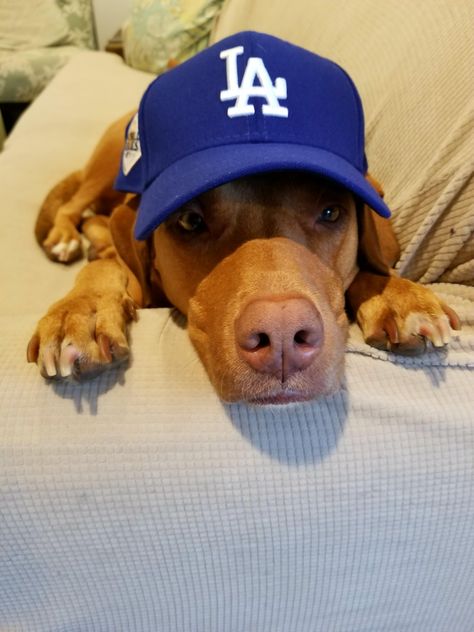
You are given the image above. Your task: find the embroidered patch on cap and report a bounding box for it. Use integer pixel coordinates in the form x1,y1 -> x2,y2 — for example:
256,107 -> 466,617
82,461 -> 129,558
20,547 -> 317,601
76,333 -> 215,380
122,112 -> 141,175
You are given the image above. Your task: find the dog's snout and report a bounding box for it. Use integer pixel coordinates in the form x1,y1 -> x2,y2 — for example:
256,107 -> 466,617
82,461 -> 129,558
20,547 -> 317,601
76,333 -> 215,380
235,297 -> 323,382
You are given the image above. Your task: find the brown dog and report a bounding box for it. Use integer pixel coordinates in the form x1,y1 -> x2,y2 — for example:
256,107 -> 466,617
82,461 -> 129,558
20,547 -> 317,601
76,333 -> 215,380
26,115 -> 460,404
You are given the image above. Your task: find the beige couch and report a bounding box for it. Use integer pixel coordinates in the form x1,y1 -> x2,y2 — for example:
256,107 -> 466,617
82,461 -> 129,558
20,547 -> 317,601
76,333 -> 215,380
1,1 -> 473,630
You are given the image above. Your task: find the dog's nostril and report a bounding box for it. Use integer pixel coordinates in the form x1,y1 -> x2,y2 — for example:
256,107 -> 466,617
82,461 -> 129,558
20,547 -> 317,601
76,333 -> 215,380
256,333 -> 270,349
294,330 -> 308,345
294,329 -> 319,347
244,332 -> 271,351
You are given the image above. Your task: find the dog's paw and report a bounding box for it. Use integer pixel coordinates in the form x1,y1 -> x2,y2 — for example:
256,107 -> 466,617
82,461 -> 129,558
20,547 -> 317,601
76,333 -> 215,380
27,292 -> 137,379
356,277 -> 461,355
42,219 -> 83,264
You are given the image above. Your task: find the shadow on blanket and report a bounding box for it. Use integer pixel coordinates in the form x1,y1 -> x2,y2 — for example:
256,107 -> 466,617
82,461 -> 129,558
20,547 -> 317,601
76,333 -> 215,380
50,365 -> 128,415
225,391 -> 348,466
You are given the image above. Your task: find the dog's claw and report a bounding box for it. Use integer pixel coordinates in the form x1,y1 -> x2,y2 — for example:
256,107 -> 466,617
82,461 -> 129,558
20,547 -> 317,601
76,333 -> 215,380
43,348 -> 58,378
97,334 -> 113,363
383,314 -> 399,345
59,342 -> 82,377
442,303 -> 462,332
26,334 -> 40,363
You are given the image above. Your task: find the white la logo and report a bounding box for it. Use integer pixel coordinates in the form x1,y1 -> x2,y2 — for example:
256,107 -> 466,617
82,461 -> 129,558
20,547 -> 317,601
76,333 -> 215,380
219,45 -> 288,119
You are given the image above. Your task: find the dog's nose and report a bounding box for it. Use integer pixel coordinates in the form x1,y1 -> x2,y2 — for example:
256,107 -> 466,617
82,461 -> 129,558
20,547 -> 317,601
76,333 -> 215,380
235,297 -> 323,382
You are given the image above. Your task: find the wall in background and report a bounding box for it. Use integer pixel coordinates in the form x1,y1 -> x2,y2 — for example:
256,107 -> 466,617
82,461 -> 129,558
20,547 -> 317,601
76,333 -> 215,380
92,0 -> 133,49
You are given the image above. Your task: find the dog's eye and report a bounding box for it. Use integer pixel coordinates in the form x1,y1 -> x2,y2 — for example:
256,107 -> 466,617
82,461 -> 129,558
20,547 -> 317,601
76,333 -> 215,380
319,205 -> 342,223
176,210 -> 206,233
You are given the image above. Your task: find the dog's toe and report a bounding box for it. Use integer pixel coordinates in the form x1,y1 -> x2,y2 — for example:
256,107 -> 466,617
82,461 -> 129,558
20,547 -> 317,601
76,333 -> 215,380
59,341 -> 83,378
394,311 -> 461,355
404,312 -> 450,347
43,224 -> 83,264
42,345 -> 59,378
50,239 -> 81,263
363,311 -> 457,355
357,277 -> 461,356
28,292 -> 133,380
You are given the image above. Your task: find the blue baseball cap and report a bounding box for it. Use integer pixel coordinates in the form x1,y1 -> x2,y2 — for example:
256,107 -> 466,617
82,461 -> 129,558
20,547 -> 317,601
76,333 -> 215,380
115,31 -> 391,240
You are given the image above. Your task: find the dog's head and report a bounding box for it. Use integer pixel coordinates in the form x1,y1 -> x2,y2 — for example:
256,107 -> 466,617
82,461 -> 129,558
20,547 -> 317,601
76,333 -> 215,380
155,173 -> 357,404
113,32 -> 394,403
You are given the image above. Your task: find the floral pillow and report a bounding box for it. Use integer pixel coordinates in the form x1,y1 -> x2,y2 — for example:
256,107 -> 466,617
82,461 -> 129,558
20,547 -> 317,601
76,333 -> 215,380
0,0 -> 71,50
123,0 -> 225,75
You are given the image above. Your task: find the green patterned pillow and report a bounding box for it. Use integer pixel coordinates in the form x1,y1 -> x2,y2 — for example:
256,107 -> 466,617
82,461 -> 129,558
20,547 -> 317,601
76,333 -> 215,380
0,46 -> 79,102
0,0 -> 70,50
0,1 -> 96,103
56,0 -> 97,49
123,0 -> 225,74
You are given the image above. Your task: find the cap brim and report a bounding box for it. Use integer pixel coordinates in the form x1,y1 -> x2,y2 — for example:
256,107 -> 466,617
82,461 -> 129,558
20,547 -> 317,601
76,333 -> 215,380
134,143 -> 391,239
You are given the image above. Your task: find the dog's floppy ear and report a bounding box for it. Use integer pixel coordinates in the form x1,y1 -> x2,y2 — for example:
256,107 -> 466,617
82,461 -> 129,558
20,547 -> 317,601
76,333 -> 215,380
110,197 -> 171,307
357,174 -> 400,275
109,198 -> 154,306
